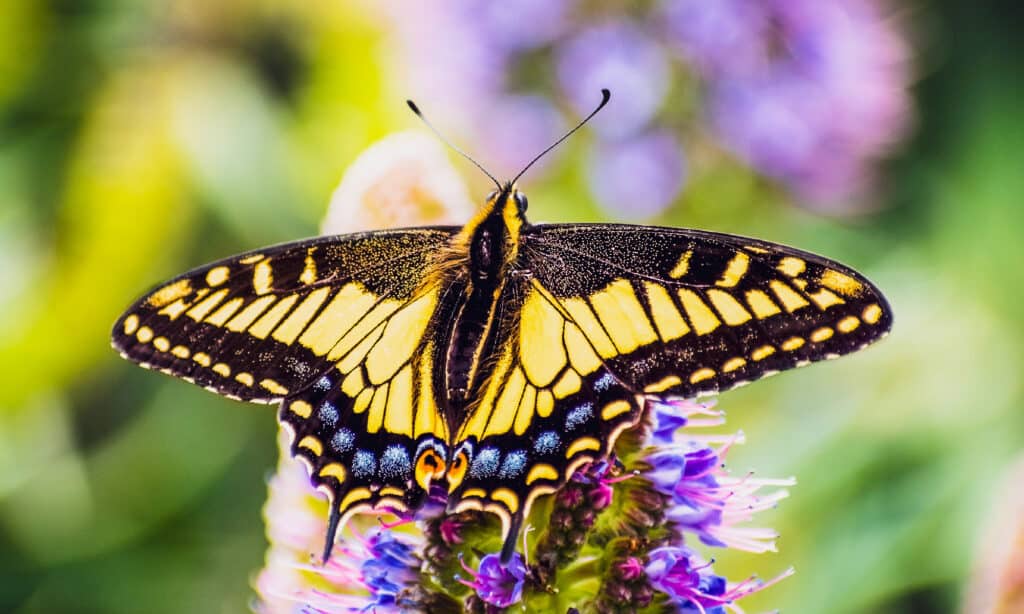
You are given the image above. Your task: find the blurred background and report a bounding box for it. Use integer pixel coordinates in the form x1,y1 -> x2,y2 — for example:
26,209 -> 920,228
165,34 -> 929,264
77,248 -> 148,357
1,1 -> 1021,612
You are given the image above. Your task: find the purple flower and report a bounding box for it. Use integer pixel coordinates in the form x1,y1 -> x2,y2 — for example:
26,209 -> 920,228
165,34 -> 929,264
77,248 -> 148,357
459,553 -> 528,608
660,0 -> 770,75
649,398 -> 722,444
456,0 -> 577,52
647,546 -> 796,613
646,546 -> 730,612
646,437 -> 793,553
587,130 -> 686,217
696,0 -> 912,206
557,22 -> 671,139
474,94 -> 566,178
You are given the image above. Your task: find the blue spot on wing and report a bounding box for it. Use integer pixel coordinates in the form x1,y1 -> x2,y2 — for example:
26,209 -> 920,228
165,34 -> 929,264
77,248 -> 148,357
379,445 -> 412,480
499,450 -> 527,479
566,403 -> 594,431
353,450 -> 375,479
470,448 -> 500,479
331,428 -> 355,453
534,431 -> 560,455
318,402 -> 339,427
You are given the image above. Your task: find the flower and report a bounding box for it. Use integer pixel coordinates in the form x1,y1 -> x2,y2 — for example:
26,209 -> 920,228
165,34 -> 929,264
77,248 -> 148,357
372,0 -> 912,214
646,546 -> 793,613
459,553 -> 528,608
645,429 -> 793,553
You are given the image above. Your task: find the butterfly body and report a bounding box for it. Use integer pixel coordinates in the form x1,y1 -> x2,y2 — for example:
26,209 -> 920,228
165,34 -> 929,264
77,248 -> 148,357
112,184 -> 892,562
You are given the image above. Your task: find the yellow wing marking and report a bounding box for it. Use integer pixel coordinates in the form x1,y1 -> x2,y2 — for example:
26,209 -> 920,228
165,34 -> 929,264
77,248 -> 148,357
205,298 -> 244,326
563,298 -> 617,358
589,280 -> 658,354
519,289 -> 567,387
298,435 -> 323,456
769,280 -> 810,313
366,384 -> 389,433
225,296 -> 276,332
780,337 -> 805,351
299,283 -> 380,356
722,357 -> 746,372
716,252 -> 750,288
819,269 -> 864,297
289,400 -> 313,418
153,337 -> 170,352
837,316 -> 860,333
364,289 -> 437,385
777,257 -> 806,277
644,282 -> 690,341
566,437 -> 601,458
249,295 -> 299,339
319,463 -> 347,482
706,289 -> 752,326
235,372 -> 253,386
205,266 -> 230,287
645,375 -> 681,393
253,259 -> 273,295
601,400 -> 632,421
147,279 -> 192,308
810,327 -> 834,343
123,314 -> 140,335
136,326 -> 154,343
744,290 -> 781,319
862,304 -> 883,324
690,368 -> 715,384
807,288 -> 844,310
514,385 -> 538,436
383,365 -> 414,438
526,464 -> 559,485
212,363 -> 231,377
271,287 -> 332,344
300,248 -> 318,285
484,366 -> 526,439
260,378 -> 288,395
552,370 -> 581,399
490,488 -> 520,514
751,345 -> 776,361
186,289 -> 229,321
677,289 -> 720,335
669,250 -> 692,278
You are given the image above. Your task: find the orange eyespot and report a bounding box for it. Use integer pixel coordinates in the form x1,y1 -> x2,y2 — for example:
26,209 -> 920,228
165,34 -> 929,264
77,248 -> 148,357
414,449 -> 446,491
446,450 -> 470,493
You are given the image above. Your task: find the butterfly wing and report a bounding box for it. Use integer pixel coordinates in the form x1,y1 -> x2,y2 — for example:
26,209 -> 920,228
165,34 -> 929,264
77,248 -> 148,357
449,223 -> 892,559
112,227 -> 458,558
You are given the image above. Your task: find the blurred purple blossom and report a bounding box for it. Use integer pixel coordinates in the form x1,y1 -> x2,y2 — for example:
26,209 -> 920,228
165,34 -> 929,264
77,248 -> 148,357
587,130 -> 686,216
375,0 -> 910,213
557,22 -> 671,139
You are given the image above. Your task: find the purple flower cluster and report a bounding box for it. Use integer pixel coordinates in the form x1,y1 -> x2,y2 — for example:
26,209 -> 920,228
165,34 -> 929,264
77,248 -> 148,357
640,399 -> 795,611
376,0 -> 911,214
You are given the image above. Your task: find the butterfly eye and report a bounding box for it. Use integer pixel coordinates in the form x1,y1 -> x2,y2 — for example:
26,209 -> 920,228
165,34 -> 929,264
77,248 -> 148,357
446,449 -> 471,493
514,192 -> 528,212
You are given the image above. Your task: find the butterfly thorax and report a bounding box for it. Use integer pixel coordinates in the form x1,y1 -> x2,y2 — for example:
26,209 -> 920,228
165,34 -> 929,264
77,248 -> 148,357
440,186 -> 527,417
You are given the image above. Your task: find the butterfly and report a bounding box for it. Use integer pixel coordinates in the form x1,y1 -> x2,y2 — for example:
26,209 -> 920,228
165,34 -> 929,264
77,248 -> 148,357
111,92 -> 892,564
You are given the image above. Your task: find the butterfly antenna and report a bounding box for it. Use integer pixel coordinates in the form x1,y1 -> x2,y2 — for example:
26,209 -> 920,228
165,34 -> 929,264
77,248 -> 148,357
406,99 -> 501,189
511,88 -> 610,185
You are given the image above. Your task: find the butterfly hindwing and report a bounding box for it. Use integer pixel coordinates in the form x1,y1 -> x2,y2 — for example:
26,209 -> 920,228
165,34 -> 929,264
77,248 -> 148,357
520,223 -> 893,400
450,278 -> 642,553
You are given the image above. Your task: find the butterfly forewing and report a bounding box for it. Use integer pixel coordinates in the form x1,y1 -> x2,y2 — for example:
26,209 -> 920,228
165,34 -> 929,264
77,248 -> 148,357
520,223 -> 893,400
112,228 -> 455,401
